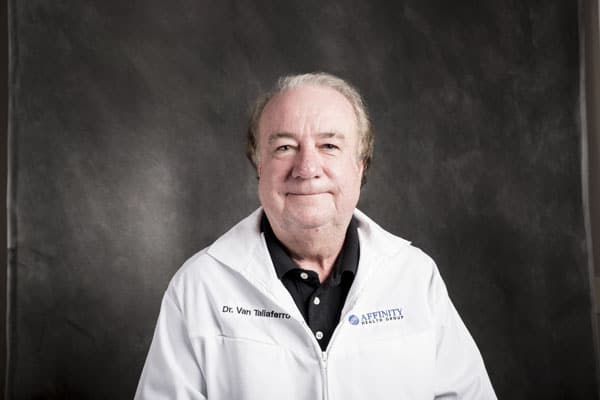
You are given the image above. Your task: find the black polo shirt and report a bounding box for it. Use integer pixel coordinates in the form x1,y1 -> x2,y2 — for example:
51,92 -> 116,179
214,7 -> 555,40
261,214 -> 359,351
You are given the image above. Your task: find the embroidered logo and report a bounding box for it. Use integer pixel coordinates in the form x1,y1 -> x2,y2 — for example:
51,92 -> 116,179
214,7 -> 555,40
348,307 -> 404,326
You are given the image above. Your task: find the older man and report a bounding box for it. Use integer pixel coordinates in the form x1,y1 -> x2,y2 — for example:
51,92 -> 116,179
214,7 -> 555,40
135,73 -> 496,399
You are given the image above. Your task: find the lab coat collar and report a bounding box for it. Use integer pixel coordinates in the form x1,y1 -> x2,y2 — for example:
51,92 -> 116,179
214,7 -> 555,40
207,208 -> 281,296
206,208 -> 412,300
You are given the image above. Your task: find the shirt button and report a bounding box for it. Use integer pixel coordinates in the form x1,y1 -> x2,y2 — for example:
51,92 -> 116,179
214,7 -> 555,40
315,331 -> 324,340
313,297 -> 321,305
300,272 -> 309,280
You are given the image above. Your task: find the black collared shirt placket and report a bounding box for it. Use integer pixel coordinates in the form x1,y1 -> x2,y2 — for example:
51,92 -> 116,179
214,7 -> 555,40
261,215 -> 360,351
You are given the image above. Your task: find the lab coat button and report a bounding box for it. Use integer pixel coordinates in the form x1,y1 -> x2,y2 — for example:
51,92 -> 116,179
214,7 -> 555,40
315,331 -> 324,340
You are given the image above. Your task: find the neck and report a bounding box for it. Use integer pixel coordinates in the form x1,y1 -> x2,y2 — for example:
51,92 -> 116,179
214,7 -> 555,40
271,221 -> 349,283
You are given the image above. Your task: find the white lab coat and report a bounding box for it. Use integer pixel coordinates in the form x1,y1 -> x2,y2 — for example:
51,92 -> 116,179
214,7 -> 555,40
135,208 -> 497,399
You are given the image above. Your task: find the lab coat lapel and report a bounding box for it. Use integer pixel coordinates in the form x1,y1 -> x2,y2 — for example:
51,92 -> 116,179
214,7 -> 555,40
206,208 -> 304,321
341,209 -> 412,315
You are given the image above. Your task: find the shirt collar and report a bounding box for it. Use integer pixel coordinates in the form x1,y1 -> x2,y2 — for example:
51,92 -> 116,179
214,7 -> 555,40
260,213 -> 360,285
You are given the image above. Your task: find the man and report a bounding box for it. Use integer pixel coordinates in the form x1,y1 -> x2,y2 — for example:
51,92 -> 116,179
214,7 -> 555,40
135,73 -> 497,399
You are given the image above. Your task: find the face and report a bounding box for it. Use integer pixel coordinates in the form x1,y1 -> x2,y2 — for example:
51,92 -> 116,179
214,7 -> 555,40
256,85 -> 364,234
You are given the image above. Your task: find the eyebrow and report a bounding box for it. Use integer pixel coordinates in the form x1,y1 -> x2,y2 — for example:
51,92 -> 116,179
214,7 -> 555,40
267,131 -> 346,144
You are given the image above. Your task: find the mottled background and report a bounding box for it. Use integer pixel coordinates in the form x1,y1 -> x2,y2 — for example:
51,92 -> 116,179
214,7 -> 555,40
8,1 -> 599,399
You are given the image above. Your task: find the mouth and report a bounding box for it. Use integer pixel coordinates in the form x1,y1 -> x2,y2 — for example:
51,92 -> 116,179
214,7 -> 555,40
286,192 -> 328,197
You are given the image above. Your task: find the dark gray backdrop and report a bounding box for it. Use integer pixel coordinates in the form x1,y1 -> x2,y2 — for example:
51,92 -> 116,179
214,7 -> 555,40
8,1 -> 599,399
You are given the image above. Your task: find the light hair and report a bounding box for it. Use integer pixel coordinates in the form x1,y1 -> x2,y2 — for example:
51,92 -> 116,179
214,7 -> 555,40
246,72 -> 373,184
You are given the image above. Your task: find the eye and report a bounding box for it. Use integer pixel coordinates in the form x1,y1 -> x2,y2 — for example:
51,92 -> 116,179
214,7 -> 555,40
276,144 -> 292,152
322,143 -> 339,150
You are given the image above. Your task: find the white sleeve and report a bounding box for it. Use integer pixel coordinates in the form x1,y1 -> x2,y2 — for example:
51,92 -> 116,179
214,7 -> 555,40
134,285 -> 207,400
430,265 -> 497,400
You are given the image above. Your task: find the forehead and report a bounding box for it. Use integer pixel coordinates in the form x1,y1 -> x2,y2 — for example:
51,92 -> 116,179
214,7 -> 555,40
258,85 -> 358,139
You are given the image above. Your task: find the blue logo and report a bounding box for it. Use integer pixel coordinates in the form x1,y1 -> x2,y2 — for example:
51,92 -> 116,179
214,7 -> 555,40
348,307 -> 404,326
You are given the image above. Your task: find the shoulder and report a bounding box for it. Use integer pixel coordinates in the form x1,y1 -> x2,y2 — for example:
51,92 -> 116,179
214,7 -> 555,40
168,247 -> 213,290
168,208 -> 264,295
354,209 -> 435,266
354,209 -> 441,287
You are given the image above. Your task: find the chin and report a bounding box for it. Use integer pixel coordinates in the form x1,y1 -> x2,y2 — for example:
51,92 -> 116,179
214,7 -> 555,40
283,208 -> 336,230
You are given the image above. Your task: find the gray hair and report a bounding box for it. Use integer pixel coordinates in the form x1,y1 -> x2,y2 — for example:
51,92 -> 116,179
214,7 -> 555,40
246,72 -> 373,184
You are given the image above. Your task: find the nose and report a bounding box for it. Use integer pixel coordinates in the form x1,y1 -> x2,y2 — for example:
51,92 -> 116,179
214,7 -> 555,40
292,146 -> 322,179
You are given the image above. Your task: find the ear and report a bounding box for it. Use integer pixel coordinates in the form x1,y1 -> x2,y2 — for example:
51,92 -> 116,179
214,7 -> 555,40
356,159 -> 365,175
256,160 -> 262,179
357,159 -> 367,187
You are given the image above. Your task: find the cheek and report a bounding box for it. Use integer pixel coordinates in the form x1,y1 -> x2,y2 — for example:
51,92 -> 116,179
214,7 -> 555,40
258,165 -> 282,196
340,161 -> 363,186
331,173 -> 361,203
260,159 -> 292,182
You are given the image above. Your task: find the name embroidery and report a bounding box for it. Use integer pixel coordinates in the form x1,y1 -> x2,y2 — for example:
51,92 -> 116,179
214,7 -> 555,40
222,305 -> 291,320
